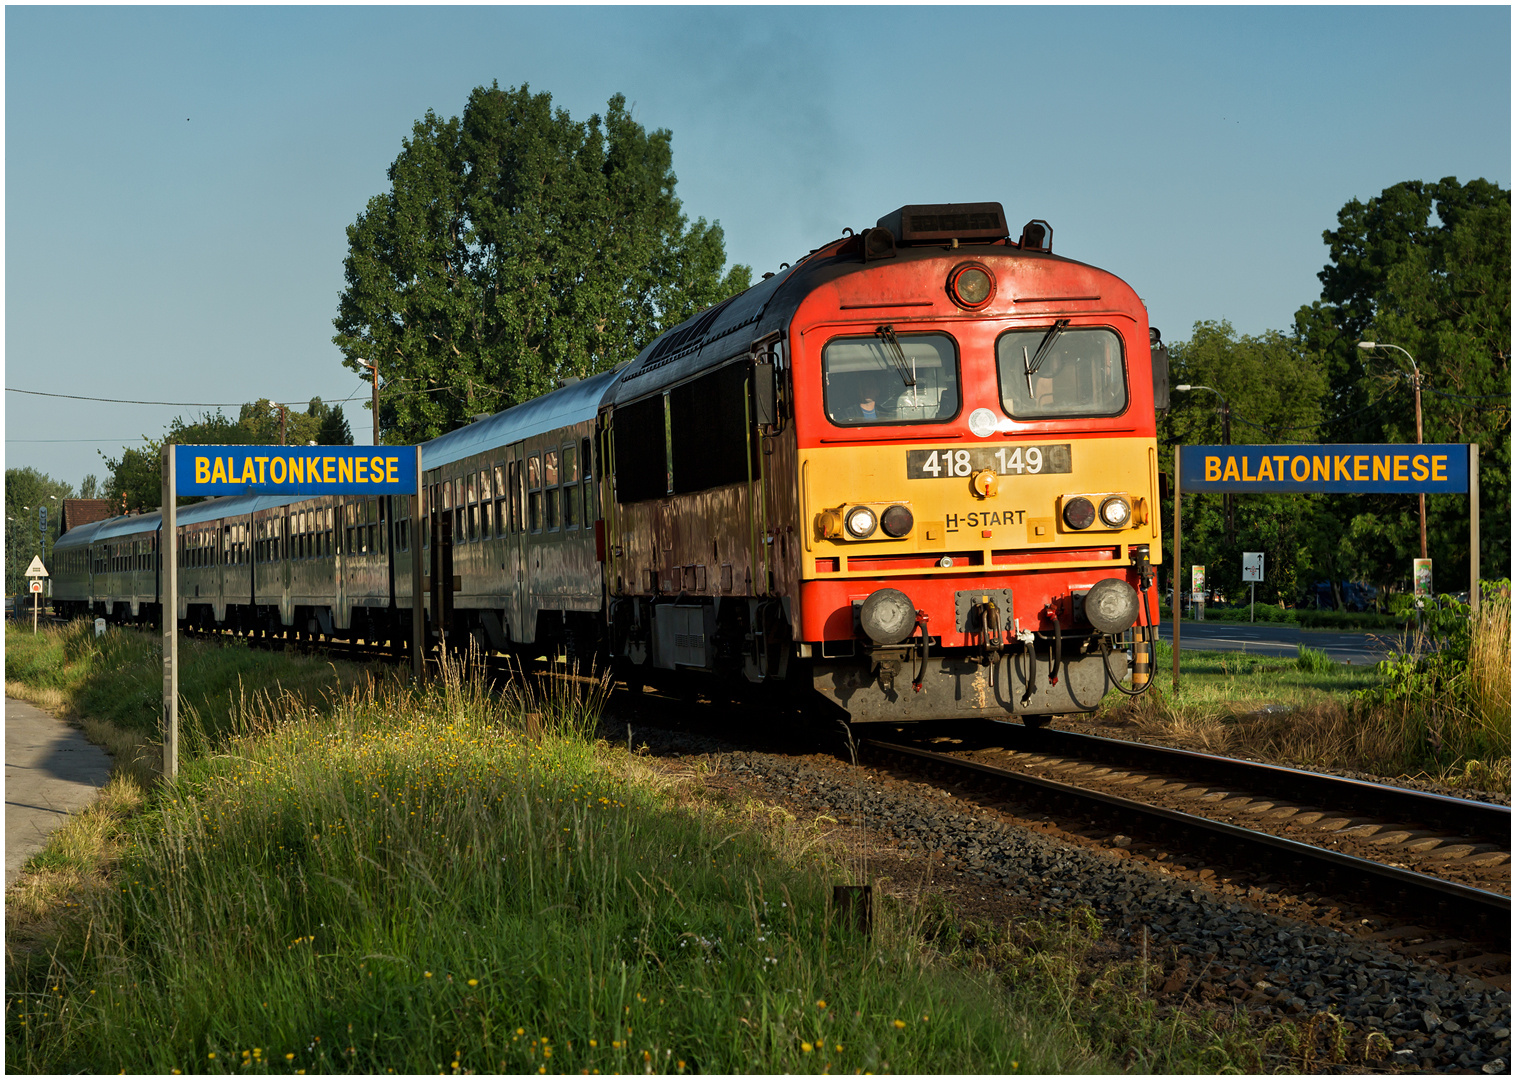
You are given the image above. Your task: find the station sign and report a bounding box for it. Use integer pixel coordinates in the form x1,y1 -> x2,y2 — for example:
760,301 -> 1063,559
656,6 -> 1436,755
175,445 -> 418,497
1179,444 -> 1470,494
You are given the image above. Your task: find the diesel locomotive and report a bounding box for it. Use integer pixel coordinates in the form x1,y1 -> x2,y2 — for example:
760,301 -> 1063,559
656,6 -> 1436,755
53,201 -> 1164,727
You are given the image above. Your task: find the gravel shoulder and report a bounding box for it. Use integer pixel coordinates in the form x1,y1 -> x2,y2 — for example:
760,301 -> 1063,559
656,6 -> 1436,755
617,715 -> 1512,1074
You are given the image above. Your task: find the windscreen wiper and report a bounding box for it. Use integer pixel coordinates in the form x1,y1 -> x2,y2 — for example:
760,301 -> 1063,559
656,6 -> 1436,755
1023,318 -> 1070,397
874,325 -> 917,388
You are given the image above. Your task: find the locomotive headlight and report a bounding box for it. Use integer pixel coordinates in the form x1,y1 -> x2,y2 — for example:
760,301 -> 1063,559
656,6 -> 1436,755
947,262 -> 995,309
1100,496 -> 1132,527
845,506 -> 878,539
1062,496 -> 1097,530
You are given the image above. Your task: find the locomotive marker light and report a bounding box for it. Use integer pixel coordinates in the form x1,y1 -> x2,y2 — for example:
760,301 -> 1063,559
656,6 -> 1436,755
1062,496 -> 1097,530
879,505 -> 914,538
845,506 -> 878,539
162,443 -> 422,778
1099,496 -> 1132,527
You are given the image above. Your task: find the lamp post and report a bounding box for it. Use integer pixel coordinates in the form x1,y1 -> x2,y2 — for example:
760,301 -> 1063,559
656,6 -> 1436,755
1176,383 -> 1234,544
1357,342 -> 1426,560
359,359 -> 381,446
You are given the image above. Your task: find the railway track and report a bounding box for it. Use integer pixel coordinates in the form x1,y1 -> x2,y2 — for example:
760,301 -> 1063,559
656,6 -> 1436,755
860,728 -> 1511,965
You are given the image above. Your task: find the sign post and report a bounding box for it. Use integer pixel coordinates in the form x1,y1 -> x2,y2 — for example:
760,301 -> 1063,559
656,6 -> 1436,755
1242,552 -> 1264,622
24,555 -> 48,634
162,444 -> 422,779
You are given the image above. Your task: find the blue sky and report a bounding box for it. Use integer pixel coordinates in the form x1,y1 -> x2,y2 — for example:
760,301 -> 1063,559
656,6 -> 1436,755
5,5 -> 1510,490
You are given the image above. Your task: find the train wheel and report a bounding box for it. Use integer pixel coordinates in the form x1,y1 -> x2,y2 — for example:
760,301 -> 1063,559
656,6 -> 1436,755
1021,714 -> 1053,729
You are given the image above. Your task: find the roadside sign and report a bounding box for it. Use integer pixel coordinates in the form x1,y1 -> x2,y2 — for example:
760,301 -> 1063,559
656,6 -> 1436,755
1242,552 -> 1264,582
24,555 -> 48,578
29,580 -> 42,594
1413,559 -> 1433,597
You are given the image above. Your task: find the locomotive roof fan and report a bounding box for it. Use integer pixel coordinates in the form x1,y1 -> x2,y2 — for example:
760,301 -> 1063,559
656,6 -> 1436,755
877,202 -> 1009,246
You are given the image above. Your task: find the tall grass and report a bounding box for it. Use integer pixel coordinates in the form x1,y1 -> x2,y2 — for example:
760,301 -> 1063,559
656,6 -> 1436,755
8,646 -> 1104,1074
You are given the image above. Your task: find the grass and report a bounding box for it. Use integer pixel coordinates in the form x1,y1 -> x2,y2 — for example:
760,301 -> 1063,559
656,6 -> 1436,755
7,625 -> 1118,1074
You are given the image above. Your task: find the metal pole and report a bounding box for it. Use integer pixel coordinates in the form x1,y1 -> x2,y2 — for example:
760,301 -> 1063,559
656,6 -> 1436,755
1172,446 -> 1181,692
162,443 -> 179,779
1469,443 -> 1480,616
411,444 -> 425,681
372,363 -> 381,447
1415,375 -> 1427,560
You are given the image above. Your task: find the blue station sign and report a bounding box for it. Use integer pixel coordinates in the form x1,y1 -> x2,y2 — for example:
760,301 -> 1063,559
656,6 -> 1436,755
176,445 -> 418,497
1179,444 -> 1470,494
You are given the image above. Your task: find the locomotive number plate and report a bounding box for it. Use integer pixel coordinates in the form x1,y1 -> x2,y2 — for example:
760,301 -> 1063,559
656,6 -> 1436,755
906,443 -> 1071,479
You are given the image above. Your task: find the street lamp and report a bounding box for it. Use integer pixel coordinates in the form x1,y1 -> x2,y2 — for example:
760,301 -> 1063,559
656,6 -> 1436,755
1357,342 -> 1426,559
1176,384 -> 1234,543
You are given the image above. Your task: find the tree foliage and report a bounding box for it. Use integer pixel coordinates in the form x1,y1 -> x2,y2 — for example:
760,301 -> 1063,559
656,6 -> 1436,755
5,467 -> 72,595
1158,321 -> 1330,604
1295,176 -> 1511,583
333,83 -> 751,444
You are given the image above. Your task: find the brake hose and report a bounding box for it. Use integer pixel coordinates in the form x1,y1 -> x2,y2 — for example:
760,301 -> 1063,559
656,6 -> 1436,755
912,611 -> 931,692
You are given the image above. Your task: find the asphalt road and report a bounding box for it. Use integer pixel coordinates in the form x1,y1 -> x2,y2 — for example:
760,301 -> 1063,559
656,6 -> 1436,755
1152,619 -> 1401,665
5,697 -> 112,887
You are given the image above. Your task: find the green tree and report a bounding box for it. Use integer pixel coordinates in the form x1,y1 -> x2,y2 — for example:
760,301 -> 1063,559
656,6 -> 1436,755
317,404 -> 353,445
1295,177 -> 1511,585
1159,321 -> 1329,604
334,83 -> 751,444
5,467 -> 73,595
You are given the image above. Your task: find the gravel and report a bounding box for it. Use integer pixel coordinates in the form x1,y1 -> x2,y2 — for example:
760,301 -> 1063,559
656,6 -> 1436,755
622,720 -> 1512,1073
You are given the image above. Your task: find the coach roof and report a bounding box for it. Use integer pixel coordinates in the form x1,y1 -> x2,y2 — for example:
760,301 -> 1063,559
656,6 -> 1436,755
421,368 -> 620,472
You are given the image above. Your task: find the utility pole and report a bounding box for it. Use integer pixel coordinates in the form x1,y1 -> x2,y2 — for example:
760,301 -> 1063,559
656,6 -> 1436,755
279,404 -> 288,446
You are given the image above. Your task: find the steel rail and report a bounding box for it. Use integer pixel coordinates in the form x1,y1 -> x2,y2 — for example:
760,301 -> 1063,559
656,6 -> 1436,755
861,738 -> 1511,947
974,723 -> 1512,846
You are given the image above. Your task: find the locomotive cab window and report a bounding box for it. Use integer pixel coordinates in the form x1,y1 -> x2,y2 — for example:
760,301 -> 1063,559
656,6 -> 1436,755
823,332 -> 960,426
997,325 -> 1128,419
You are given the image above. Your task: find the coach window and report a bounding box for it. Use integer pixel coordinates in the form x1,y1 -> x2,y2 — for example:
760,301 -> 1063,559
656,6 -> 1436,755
527,455 -> 542,532
544,449 -> 559,531
823,331 -> 960,427
467,474 -> 479,542
996,325 -> 1127,419
368,500 -> 380,555
479,469 -> 492,540
493,465 -> 507,537
581,437 -> 595,524
561,443 -> 579,530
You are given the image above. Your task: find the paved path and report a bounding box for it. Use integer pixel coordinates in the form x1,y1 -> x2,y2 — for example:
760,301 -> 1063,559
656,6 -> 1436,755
1152,620 -> 1401,665
5,697 -> 112,887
